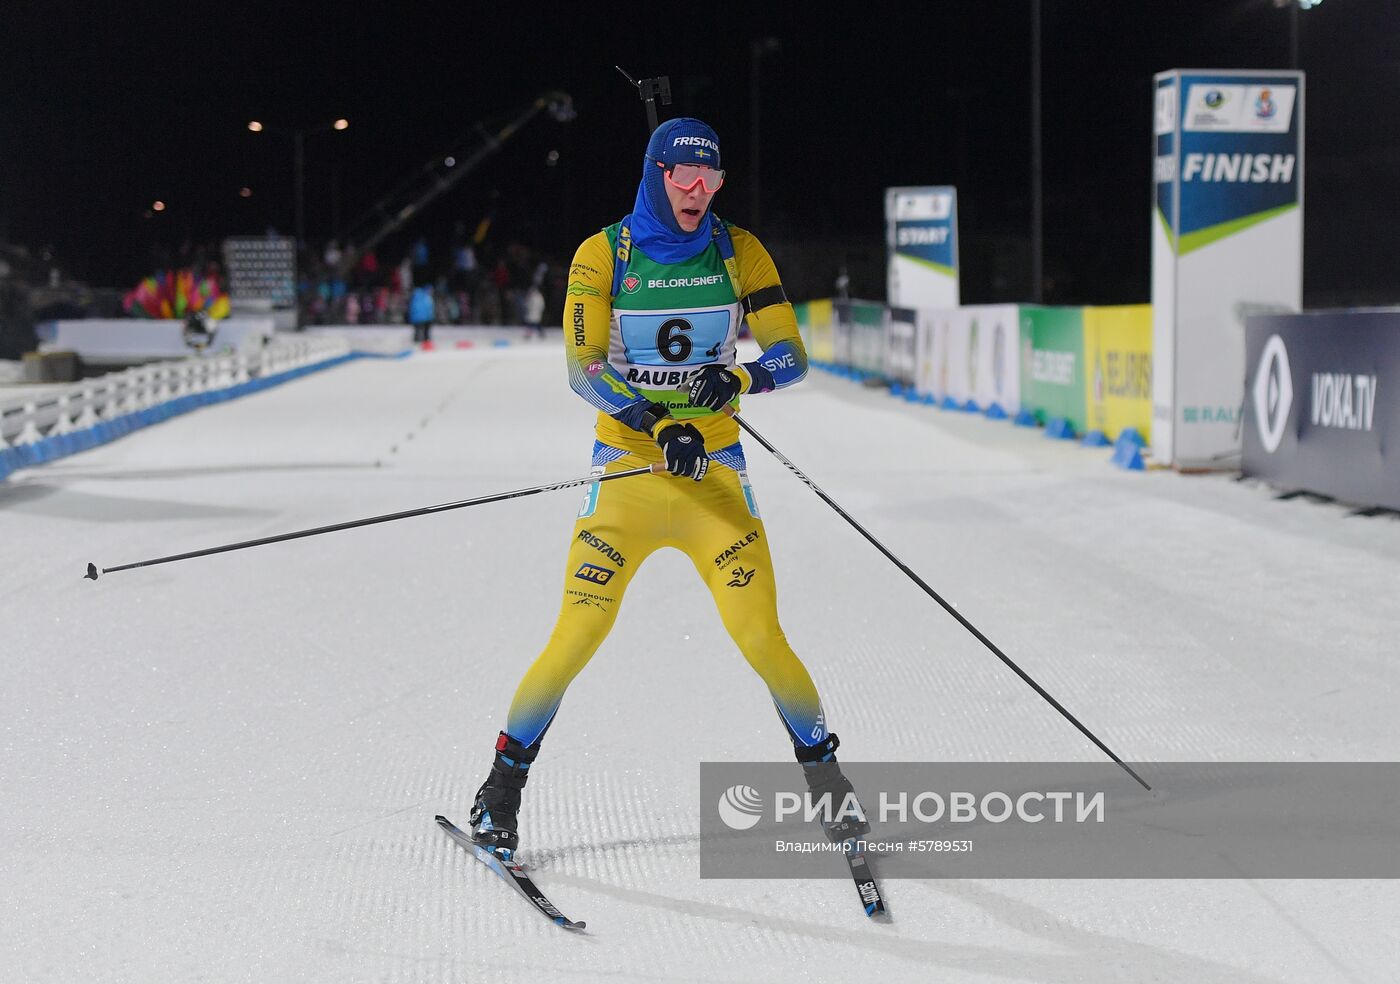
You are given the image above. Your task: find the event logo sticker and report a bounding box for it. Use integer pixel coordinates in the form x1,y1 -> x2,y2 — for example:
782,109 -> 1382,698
1185,83 -> 1296,133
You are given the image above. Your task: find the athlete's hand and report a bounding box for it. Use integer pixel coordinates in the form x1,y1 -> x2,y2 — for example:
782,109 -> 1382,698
654,422 -> 709,481
685,365 -> 743,412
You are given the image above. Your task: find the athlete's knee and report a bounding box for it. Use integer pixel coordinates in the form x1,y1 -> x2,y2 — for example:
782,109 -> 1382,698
724,610 -> 785,654
532,628 -> 603,681
730,623 -> 809,682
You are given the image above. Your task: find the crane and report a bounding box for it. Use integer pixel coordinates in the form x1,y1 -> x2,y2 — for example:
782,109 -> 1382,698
339,90 -> 574,271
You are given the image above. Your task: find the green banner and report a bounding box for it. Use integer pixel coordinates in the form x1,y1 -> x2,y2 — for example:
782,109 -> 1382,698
1021,306 -> 1086,433
848,300 -> 886,375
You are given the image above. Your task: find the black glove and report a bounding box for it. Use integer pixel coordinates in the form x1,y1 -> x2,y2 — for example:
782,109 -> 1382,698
685,365 -> 743,412
654,421 -> 709,481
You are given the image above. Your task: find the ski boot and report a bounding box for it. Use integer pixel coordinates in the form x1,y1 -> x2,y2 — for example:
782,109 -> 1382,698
795,733 -> 871,844
469,731 -> 539,855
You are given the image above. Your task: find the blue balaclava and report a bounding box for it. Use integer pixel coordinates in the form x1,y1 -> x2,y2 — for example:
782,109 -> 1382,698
629,117 -> 722,264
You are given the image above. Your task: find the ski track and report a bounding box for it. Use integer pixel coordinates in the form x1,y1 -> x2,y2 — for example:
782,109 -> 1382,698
1,346 -> 1397,983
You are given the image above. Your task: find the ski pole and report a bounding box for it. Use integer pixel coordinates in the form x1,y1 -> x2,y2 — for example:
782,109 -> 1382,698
724,406 -> 1150,791
85,464 -> 664,581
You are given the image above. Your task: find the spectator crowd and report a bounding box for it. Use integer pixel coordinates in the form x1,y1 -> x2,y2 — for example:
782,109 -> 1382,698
129,226 -> 569,334
296,230 -> 565,333
0,228 -> 575,352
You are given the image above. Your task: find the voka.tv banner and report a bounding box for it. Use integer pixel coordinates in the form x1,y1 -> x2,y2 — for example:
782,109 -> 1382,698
1243,309 -> 1400,512
1152,70 -> 1303,469
886,187 -> 959,310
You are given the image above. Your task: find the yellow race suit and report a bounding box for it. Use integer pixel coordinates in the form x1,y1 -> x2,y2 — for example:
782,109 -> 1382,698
505,217 -> 828,751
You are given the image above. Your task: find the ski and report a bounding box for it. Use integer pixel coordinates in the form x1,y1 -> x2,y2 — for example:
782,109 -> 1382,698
435,815 -> 586,931
843,841 -> 886,917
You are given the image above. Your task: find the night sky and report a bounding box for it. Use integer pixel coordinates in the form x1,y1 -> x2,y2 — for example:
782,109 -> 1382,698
3,0 -> 1397,305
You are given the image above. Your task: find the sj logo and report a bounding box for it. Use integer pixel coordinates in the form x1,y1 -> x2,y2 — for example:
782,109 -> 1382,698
621,274 -> 642,294
727,566 -> 756,588
574,563 -> 616,585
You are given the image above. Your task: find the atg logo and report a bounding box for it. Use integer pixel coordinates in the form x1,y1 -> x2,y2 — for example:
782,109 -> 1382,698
717,785 -> 764,830
1252,334 -> 1293,454
574,563 -> 615,585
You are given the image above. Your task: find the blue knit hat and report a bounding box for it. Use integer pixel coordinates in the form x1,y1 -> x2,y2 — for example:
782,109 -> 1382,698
647,117 -> 722,170
638,118 -> 722,239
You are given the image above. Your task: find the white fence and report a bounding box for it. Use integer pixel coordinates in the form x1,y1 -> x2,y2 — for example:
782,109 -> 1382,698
0,336 -> 350,476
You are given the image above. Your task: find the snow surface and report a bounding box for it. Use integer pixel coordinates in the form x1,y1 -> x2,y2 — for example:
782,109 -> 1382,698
2,345 -> 1397,984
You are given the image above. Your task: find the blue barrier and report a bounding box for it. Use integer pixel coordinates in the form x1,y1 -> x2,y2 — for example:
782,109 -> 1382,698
1111,441 -> 1146,470
1116,427 -> 1146,448
1110,429 -> 1147,470
793,357 -> 1147,476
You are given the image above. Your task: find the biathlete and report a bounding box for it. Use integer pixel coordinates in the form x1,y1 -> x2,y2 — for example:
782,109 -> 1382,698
469,117 -> 867,855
